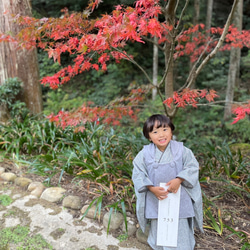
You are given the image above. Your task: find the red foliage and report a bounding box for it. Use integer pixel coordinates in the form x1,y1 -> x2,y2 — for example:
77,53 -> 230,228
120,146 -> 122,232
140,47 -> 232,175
47,105 -> 137,132
163,89 -> 219,108
1,0 -> 249,125
231,102 -> 250,124
2,2 -> 249,89
47,85 -> 147,130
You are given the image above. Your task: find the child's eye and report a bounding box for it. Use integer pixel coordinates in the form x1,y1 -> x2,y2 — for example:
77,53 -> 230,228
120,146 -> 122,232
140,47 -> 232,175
163,128 -> 168,131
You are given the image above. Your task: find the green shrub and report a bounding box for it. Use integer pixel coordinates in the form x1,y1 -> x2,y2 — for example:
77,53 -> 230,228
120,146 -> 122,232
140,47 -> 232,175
0,78 -> 29,119
225,119 -> 250,143
43,88 -> 84,116
0,78 -> 22,107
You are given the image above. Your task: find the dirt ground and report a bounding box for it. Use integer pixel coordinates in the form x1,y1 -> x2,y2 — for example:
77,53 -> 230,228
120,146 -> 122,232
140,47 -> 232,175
1,160 -> 249,250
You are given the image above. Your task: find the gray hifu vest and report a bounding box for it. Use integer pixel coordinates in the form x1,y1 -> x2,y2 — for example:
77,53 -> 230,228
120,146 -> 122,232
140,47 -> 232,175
143,141 -> 195,219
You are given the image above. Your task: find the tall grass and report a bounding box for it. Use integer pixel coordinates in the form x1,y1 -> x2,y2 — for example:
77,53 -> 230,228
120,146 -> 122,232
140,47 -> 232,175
0,117 -> 143,226
199,142 -> 250,192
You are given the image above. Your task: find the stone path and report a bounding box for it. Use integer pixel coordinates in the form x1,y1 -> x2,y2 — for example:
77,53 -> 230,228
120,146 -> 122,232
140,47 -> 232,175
0,166 -> 150,250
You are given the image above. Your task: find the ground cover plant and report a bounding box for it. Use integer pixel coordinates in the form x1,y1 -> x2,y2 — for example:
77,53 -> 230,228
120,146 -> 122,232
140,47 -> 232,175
0,112 -> 249,249
0,225 -> 53,250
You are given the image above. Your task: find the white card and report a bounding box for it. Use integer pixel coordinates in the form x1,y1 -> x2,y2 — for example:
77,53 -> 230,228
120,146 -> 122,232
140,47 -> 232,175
156,183 -> 181,247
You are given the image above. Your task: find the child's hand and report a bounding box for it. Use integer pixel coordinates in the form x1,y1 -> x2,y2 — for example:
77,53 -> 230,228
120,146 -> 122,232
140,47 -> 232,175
147,186 -> 168,200
166,178 -> 184,193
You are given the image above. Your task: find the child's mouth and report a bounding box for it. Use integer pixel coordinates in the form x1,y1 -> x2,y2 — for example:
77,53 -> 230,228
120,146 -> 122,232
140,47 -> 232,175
159,139 -> 166,143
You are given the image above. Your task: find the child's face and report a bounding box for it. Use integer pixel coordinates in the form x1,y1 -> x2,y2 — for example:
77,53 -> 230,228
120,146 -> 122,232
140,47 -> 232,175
148,123 -> 172,152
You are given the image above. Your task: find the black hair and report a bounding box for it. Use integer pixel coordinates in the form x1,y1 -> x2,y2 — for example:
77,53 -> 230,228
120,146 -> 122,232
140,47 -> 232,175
143,114 -> 175,140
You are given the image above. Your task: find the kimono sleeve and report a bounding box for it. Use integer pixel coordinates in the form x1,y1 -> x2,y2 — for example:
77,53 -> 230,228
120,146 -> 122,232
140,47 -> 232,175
132,150 -> 153,193
177,146 -> 204,232
176,146 -> 199,189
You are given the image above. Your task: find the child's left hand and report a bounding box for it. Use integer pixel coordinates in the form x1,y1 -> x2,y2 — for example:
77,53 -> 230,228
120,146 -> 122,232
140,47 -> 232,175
166,178 -> 184,193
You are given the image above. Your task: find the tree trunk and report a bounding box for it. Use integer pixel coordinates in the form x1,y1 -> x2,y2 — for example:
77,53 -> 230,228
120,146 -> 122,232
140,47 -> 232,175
206,0 -> 214,37
0,0 -> 42,122
224,0 -> 242,120
189,0 -> 200,89
152,36 -> 158,101
193,0 -> 200,29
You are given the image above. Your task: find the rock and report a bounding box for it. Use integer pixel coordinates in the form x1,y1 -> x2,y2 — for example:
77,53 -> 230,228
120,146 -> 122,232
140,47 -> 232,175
121,220 -> 137,236
41,187 -> 66,203
14,177 -> 32,188
136,224 -> 150,244
103,211 -> 124,231
62,195 -> 82,210
229,143 -> 250,155
0,172 -> 17,182
0,167 -> 5,175
81,205 -> 102,220
28,182 -> 45,197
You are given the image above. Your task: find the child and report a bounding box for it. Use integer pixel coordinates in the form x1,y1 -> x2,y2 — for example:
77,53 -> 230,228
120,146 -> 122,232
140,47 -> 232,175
132,114 -> 203,250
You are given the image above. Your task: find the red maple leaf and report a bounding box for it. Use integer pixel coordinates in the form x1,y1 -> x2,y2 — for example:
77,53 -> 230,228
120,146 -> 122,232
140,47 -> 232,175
231,102 -> 250,124
205,89 -> 219,102
163,97 -> 173,108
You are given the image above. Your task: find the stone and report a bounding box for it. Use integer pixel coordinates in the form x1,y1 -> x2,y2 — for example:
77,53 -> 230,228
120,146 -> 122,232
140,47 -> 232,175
0,167 -> 5,175
136,224 -> 150,244
62,195 -> 82,210
41,187 -> 66,203
28,182 -> 45,197
103,211 -> 124,231
81,205 -> 102,220
0,172 -> 17,182
14,177 -> 32,188
229,143 -> 250,155
121,220 -> 137,236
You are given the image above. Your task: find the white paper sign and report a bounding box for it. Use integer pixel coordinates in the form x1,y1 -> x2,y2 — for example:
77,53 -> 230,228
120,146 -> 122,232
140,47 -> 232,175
157,183 -> 181,247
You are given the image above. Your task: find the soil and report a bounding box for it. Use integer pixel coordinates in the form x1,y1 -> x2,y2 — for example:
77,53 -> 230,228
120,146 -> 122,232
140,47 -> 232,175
1,160 -> 249,250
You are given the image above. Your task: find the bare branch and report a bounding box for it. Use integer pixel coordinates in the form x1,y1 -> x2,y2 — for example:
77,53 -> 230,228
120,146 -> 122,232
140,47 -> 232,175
111,46 -> 152,85
174,0 -> 180,14
192,100 -> 249,107
179,38 -> 215,91
141,35 -> 164,51
175,0 -> 190,30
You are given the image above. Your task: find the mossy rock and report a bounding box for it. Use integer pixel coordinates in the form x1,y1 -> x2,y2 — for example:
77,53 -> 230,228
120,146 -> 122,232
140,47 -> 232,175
229,143 -> 250,156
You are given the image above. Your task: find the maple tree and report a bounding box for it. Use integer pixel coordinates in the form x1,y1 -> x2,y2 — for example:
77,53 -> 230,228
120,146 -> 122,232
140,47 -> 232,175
1,0 -> 250,128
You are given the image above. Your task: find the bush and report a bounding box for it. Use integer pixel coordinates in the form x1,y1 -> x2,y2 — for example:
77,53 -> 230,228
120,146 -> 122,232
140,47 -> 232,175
0,77 -> 23,107
0,78 -> 29,120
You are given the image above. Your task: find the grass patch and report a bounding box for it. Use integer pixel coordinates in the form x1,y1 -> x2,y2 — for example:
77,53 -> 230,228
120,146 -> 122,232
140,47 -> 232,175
0,225 -> 52,250
0,195 -> 13,206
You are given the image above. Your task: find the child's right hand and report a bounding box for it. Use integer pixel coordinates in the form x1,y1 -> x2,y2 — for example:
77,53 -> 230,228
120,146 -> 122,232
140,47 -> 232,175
147,186 -> 168,200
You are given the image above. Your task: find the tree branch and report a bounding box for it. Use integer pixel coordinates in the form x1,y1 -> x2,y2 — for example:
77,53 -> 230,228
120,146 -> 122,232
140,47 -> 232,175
187,0 -> 239,87
175,0 -> 190,30
111,46 -> 152,84
141,35 -> 164,51
179,38 -> 215,91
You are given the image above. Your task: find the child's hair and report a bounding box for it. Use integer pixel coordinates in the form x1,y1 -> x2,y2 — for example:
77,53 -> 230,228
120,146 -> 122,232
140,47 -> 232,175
143,114 -> 175,140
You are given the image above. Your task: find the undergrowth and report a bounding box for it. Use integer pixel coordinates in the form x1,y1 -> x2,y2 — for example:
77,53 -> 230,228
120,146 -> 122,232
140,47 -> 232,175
0,114 -> 249,248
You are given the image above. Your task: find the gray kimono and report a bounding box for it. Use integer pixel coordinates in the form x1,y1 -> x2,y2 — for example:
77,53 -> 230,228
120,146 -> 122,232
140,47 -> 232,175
132,140 -> 203,233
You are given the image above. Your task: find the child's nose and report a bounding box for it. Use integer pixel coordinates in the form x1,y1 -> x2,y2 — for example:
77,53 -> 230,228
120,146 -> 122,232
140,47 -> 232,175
159,130 -> 164,136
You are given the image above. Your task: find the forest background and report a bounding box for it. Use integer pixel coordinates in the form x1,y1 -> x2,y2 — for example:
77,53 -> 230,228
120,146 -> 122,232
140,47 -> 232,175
0,0 -> 249,249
